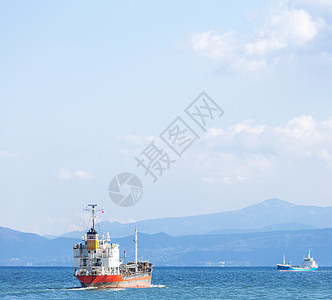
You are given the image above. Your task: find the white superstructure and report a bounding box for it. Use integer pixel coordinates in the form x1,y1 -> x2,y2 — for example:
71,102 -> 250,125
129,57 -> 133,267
74,204 -> 122,276
302,249 -> 318,269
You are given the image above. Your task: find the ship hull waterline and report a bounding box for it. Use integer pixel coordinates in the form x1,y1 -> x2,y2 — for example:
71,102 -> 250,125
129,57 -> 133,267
75,274 -> 152,288
277,266 -> 318,272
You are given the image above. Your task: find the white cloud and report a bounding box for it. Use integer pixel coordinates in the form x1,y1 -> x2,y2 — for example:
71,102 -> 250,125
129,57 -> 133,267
211,115 -> 332,160
195,151 -> 276,185
245,9 -> 322,57
228,58 -> 268,73
54,169 -> 95,180
295,0 -> 332,11
245,36 -> 286,56
269,9 -> 321,46
188,5 -> 325,72
106,217 -> 136,224
0,150 -> 20,158
190,31 -> 236,60
195,115 -> 332,184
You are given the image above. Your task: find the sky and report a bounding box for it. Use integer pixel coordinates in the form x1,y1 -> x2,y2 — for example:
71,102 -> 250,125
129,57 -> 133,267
1,0 -> 332,235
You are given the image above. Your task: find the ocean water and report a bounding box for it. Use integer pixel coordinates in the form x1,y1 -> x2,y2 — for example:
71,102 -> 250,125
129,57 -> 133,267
0,266 -> 331,299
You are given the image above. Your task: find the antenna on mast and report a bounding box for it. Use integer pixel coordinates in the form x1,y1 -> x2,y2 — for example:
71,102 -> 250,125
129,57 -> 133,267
84,204 -> 102,232
134,227 -> 138,272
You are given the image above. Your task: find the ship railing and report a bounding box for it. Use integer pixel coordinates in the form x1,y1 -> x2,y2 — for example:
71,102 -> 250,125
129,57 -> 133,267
122,270 -> 151,279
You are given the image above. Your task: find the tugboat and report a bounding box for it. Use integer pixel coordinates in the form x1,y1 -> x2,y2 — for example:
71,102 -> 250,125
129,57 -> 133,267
277,250 -> 318,271
73,204 -> 153,288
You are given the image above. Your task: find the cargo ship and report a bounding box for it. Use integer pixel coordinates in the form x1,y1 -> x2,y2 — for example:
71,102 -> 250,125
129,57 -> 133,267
277,250 -> 318,271
73,204 -> 153,288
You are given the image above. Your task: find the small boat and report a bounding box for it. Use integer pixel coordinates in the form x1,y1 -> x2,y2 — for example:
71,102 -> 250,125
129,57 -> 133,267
277,250 -> 318,271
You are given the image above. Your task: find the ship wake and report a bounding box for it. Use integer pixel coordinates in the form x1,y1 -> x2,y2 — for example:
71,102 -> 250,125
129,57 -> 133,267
150,284 -> 166,288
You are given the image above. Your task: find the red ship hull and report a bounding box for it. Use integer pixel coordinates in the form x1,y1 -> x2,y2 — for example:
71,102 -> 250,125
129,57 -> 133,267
75,274 -> 152,288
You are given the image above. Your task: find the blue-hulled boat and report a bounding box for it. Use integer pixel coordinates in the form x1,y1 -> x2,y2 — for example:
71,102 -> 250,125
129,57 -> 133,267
277,250 -> 318,271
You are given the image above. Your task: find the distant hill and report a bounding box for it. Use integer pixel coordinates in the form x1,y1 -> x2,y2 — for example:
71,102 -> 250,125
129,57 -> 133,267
207,223 -> 317,235
0,226 -> 78,266
1,226 -> 331,266
58,198 -> 332,238
119,228 -> 332,267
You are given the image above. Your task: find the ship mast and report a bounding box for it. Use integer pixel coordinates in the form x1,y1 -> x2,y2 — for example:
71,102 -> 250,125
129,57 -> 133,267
134,227 -> 138,271
86,204 -> 98,232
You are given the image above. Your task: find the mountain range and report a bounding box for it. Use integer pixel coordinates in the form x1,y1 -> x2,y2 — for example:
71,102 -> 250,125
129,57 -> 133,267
1,198 -> 331,266
55,198 -> 332,238
1,226 -> 331,266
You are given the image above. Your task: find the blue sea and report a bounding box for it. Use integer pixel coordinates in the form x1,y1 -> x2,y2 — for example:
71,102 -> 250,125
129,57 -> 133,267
0,267 -> 331,299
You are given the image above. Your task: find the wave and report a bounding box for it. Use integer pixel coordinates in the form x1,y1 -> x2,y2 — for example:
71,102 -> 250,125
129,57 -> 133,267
65,287 -> 98,291
150,284 -> 166,288
45,287 -> 98,291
